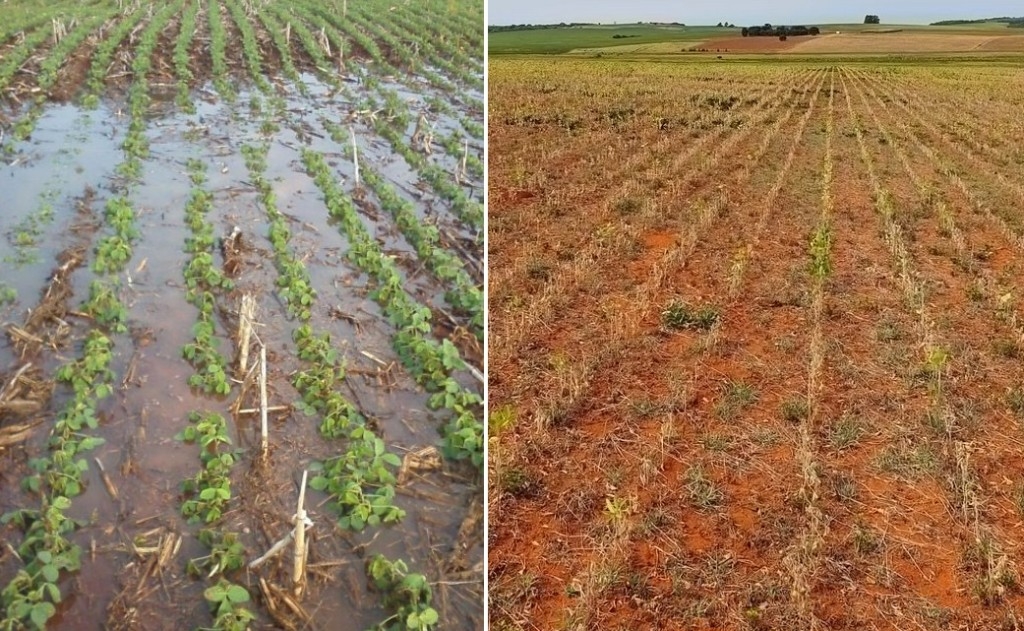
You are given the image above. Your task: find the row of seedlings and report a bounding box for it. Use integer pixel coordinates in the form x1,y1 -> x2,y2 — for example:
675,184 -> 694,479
6,6 -> 121,143
0,7 -> 172,613
222,0 -> 273,95
322,119 -> 483,335
268,13 -> 484,337
386,2 -> 485,86
239,141 -> 440,629
80,2 -> 150,108
173,0 -> 202,112
0,0 -> 84,42
206,0 -> 236,101
0,326 -> 115,629
298,0 -> 486,157
300,148 -> 483,469
177,157 -> 255,630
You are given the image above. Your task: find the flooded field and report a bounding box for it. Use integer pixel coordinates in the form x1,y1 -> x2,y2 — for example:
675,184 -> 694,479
0,1 -> 483,629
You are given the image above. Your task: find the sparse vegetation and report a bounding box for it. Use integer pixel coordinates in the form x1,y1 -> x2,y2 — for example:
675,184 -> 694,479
491,53 -> 1024,630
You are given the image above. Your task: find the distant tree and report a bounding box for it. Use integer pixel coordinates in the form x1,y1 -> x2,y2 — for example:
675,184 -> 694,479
864,14 -> 880,24
741,27 -> 749,36
717,22 -> 723,27
809,26 -> 820,35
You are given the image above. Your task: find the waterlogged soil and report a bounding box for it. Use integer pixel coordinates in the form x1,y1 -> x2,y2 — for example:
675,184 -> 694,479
0,68 -> 482,631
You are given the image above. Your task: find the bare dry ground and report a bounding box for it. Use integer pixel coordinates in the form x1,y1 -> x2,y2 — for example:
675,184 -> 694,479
790,32 -> 1024,53
488,58 -> 1024,630
686,31 -> 1024,54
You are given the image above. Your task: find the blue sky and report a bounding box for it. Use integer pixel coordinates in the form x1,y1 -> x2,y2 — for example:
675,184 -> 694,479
488,1 -> 1024,26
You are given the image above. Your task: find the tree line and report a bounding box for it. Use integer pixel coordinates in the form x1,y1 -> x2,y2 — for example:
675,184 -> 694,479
741,24 -> 821,38
488,22 -> 686,32
930,16 -> 1024,26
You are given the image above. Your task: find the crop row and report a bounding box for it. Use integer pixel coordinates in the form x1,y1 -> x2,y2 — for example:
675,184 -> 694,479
0,4 -> 184,621
387,2 -> 484,78
241,141 -> 406,526
0,66 -> 151,631
841,66 -> 1023,601
323,121 -> 482,335
1,331 -> 113,629
177,157 -> 255,630
207,0 -> 234,100
174,0 -> 202,112
120,0 -> 183,179
300,148 -> 483,468
0,22 -> 59,94
0,0 -> 83,42
239,138 -> 442,628
8,7 -> 119,142
81,3 -> 149,107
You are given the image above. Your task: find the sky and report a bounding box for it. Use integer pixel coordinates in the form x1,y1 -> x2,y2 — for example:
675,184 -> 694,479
488,0 -> 1024,26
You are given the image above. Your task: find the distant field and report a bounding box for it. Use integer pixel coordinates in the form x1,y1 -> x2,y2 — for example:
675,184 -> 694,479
488,24 -> 734,54
489,22 -> 1024,55
792,32 -> 1024,53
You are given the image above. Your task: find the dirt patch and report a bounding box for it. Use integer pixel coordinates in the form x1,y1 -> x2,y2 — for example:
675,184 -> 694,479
978,35 -> 1024,52
791,32 -> 1007,53
703,35 -> 801,52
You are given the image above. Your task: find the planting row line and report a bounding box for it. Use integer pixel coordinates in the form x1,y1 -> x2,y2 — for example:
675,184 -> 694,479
240,137 -> 440,629
839,68 -> 1018,602
322,119 -> 483,336
300,148 -> 483,468
0,77 -> 151,629
177,157 -> 255,630
5,7 -> 120,144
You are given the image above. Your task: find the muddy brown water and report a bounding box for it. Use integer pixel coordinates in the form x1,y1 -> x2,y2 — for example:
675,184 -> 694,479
0,72 -> 482,630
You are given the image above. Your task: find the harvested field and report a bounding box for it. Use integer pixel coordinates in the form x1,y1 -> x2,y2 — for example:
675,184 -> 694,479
0,1 -> 483,629
488,57 -> 1024,630
790,32 -> 1024,53
699,35 -> 799,52
697,32 -> 1024,55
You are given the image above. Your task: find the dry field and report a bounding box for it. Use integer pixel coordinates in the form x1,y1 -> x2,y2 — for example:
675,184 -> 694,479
0,1 -> 483,629
789,32 -> 1024,54
488,58 -> 1024,630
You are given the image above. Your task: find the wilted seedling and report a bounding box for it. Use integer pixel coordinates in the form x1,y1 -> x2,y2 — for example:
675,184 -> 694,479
662,298 -> 720,331
1013,483 -> 1024,517
700,433 -> 731,453
851,523 -> 879,556
876,319 -> 901,342
1007,387 -> 1024,417
685,465 -> 723,510
716,380 -> 758,420
500,468 -> 534,498
489,404 -> 516,436
828,416 -> 864,450
993,339 -> 1020,359
613,196 -> 643,215
965,534 -> 1017,606
526,259 -> 552,281
780,398 -> 809,423
831,471 -> 858,502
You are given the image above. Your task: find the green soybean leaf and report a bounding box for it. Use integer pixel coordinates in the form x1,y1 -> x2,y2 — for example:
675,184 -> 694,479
226,584 -> 249,603
30,602 -> 56,628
